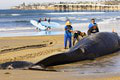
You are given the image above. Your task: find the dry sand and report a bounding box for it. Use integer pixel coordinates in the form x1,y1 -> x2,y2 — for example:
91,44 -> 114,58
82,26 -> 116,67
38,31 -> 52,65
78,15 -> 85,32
0,35 -> 120,80
0,35 -> 66,63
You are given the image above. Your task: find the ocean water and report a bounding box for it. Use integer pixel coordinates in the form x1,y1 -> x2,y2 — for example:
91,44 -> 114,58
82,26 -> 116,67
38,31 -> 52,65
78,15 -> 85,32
0,9 -> 120,37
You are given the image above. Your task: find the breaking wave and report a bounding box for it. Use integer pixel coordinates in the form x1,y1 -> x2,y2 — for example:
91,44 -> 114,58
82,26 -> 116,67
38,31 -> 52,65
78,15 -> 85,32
0,27 -> 34,32
46,12 -> 105,15
0,13 -> 21,17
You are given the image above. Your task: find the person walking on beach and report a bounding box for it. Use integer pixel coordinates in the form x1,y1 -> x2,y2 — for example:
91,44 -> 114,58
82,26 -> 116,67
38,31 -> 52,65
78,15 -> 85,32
64,21 -> 73,49
38,18 -> 41,23
48,18 -> 51,23
87,19 -> 99,35
44,18 -> 47,21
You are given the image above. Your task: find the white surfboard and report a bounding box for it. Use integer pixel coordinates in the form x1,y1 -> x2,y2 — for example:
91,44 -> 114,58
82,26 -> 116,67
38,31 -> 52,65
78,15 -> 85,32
30,20 -> 60,30
30,20 -> 46,30
41,21 -> 60,28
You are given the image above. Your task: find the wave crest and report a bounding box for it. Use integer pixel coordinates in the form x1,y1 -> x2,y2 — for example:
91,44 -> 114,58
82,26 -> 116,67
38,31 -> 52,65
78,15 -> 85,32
0,27 -> 34,31
0,14 -> 21,17
46,12 -> 105,15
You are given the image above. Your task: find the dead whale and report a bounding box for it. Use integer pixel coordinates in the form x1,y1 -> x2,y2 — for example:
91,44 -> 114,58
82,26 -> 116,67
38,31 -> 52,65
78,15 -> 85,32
0,32 -> 120,70
0,61 -> 33,69
32,32 -> 120,69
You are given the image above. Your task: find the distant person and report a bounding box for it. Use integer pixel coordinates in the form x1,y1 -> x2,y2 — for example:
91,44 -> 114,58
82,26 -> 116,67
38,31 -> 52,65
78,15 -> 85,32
38,18 -> 41,23
73,31 -> 86,46
48,18 -> 51,23
87,19 -> 99,35
44,18 -> 47,21
64,21 -> 73,49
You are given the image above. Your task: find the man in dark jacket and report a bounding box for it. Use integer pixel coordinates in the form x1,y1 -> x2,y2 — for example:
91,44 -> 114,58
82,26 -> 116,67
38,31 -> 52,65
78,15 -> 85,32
88,19 -> 99,35
87,24 -> 99,35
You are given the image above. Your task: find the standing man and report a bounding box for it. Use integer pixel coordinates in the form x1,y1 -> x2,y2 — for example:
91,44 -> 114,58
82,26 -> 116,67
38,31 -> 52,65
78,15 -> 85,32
38,18 -> 42,23
87,19 -> 99,35
88,18 -> 97,29
44,18 -> 47,21
64,21 -> 73,49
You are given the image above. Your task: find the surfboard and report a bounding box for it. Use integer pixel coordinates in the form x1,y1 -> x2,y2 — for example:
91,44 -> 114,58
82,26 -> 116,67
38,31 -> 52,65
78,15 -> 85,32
41,21 -> 60,28
30,20 -> 60,30
30,20 -> 46,30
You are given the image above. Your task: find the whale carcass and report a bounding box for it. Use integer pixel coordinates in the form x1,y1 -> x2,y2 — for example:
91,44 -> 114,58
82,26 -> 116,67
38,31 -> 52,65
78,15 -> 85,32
0,61 -> 33,69
0,32 -> 119,70
33,32 -> 120,68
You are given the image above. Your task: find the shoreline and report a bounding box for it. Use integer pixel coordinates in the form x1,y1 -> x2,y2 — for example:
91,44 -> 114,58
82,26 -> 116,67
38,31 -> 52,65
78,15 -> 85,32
0,19 -> 120,37
0,70 -> 120,80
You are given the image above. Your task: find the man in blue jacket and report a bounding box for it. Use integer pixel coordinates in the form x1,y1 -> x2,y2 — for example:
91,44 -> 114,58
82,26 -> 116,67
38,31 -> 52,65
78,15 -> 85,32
88,18 -> 99,35
88,18 -> 97,29
64,21 -> 73,49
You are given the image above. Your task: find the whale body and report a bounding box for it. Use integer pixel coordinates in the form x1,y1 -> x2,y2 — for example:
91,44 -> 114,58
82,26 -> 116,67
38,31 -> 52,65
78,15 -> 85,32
0,32 -> 120,70
33,32 -> 120,68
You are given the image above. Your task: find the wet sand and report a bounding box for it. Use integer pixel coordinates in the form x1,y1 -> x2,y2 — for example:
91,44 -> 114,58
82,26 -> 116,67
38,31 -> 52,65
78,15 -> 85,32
0,35 -> 120,80
0,70 -> 120,80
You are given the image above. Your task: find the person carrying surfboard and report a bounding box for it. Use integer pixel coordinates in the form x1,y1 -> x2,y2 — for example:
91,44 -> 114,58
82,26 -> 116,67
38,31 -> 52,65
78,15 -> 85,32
64,21 -> 74,49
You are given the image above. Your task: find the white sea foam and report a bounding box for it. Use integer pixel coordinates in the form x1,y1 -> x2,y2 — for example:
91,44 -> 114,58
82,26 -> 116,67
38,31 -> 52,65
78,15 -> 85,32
0,20 -> 29,23
57,17 -> 66,21
57,17 -> 89,22
0,14 -> 21,17
99,16 -> 120,24
46,12 -> 105,15
59,17 -> 120,34
57,17 -> 79,21
11,14 -> 21,16
0,27 -> 34,32
79,18 -> 88,21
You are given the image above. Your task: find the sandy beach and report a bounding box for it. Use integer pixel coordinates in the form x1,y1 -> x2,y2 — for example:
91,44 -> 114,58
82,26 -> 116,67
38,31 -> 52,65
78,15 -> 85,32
0,35 -> 66,63
0,35 -> 120,80
0,70 -> 120,80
